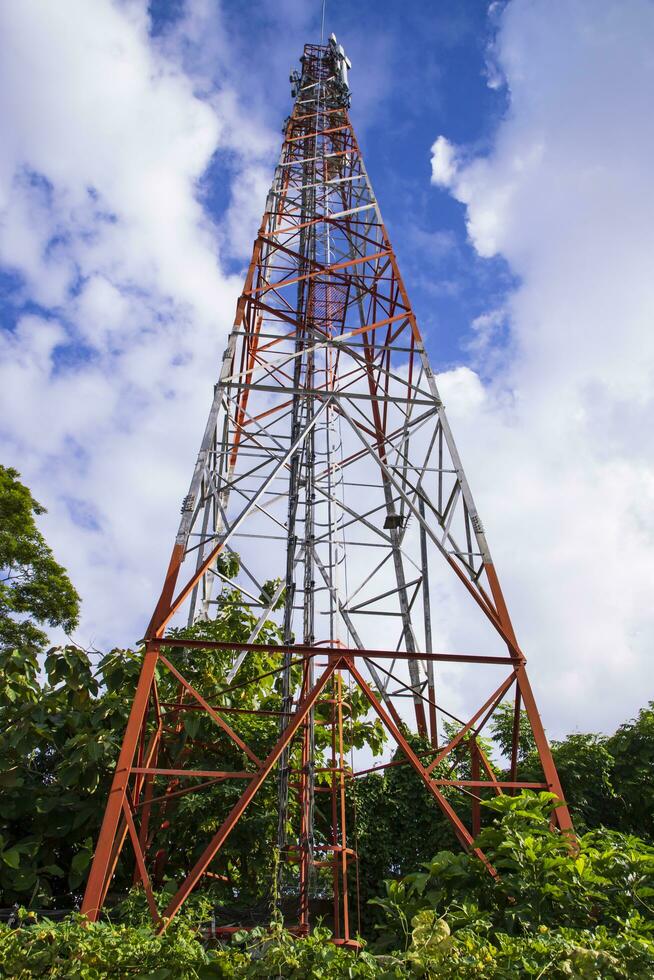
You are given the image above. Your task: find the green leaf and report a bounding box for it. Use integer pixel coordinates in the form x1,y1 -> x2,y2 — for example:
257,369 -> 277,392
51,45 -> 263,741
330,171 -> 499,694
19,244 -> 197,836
41,864 -> 65,877
71,849 -> 92,874
2,847 -> 21,869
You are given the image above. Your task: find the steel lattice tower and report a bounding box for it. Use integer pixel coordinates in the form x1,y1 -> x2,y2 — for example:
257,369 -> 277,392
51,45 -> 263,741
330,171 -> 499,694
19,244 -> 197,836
82,37 -> 572,945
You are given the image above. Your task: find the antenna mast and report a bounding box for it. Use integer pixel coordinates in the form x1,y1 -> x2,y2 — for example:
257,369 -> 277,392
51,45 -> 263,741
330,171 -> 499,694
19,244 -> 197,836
81,35 -> 572,946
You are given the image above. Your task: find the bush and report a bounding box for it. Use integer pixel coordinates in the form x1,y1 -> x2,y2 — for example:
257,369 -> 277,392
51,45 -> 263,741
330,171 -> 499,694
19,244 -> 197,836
0,914 -> 208,979
3,793 -> 654,977
370,792 -> 654,977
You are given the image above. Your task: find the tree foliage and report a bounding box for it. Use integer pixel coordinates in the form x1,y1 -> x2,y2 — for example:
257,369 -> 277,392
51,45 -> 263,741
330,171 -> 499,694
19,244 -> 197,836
606,704 -> 654,839
501,701 -> 654,837
3,797 -> 654,977
0,465 -> 79,656
352,733 -> 470,932
369,793 -> 654,976
489,702 -> 537,764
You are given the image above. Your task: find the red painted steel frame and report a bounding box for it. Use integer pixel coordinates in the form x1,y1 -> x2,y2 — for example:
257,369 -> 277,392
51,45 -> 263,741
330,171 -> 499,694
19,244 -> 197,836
81,39 -> 573,942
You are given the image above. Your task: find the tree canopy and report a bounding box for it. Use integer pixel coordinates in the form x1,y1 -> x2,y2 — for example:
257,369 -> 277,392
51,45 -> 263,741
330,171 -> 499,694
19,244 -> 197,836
0,465 -> 80,656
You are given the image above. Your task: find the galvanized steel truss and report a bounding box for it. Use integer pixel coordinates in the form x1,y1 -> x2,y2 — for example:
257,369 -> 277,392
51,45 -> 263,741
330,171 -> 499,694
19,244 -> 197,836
82,40 -> 572,945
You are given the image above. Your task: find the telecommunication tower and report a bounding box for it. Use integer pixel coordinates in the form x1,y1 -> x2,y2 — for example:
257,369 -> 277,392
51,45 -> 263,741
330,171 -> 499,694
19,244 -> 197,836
82,37 -> 572,944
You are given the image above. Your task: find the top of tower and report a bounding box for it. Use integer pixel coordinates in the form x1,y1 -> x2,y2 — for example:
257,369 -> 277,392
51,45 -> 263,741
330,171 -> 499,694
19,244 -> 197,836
289,34 -> 352,108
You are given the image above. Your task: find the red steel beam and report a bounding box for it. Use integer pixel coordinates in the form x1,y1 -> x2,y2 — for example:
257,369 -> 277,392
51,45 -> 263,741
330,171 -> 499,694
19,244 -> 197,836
151,635 -> 515,665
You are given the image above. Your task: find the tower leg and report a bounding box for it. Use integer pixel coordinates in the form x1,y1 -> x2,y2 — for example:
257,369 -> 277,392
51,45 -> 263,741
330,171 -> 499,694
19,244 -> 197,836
82,645 -> 160,919
484,563 -> 573,833
515,667 -> 573,832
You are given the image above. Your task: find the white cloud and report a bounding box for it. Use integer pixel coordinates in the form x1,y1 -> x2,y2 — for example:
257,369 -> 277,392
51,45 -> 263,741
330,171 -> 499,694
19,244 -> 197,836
156,0 -> 285,263
430,135 -> 459,187
429,0 -> 654,735
466,308 -> 506,362
221,164 -> 273,259
0,0 -> 247,647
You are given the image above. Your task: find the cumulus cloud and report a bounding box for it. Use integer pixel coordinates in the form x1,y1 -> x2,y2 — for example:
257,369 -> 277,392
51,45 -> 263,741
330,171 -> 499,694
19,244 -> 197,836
430,135 -> 459,187
156,0 -> 290,262
0,0 -> 247,647
429,0 -> 654,734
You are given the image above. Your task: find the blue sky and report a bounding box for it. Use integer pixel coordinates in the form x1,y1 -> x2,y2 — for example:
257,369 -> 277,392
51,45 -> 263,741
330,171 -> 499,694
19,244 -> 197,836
1,0 -> 653,737
0,0 -> 511,369
149,0 -> 514,368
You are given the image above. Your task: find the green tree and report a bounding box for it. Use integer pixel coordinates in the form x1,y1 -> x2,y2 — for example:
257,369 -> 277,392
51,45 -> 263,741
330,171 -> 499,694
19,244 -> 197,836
508,731 -> 619,832
489,701 -> 537,765
549,733 -> 618,831
489,699 -> 629,835
607,703 -> 654,840
0,467 -> 89,902
0,465 -> 80,655
0,640 -> 127,905
370,792 -> 654,975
